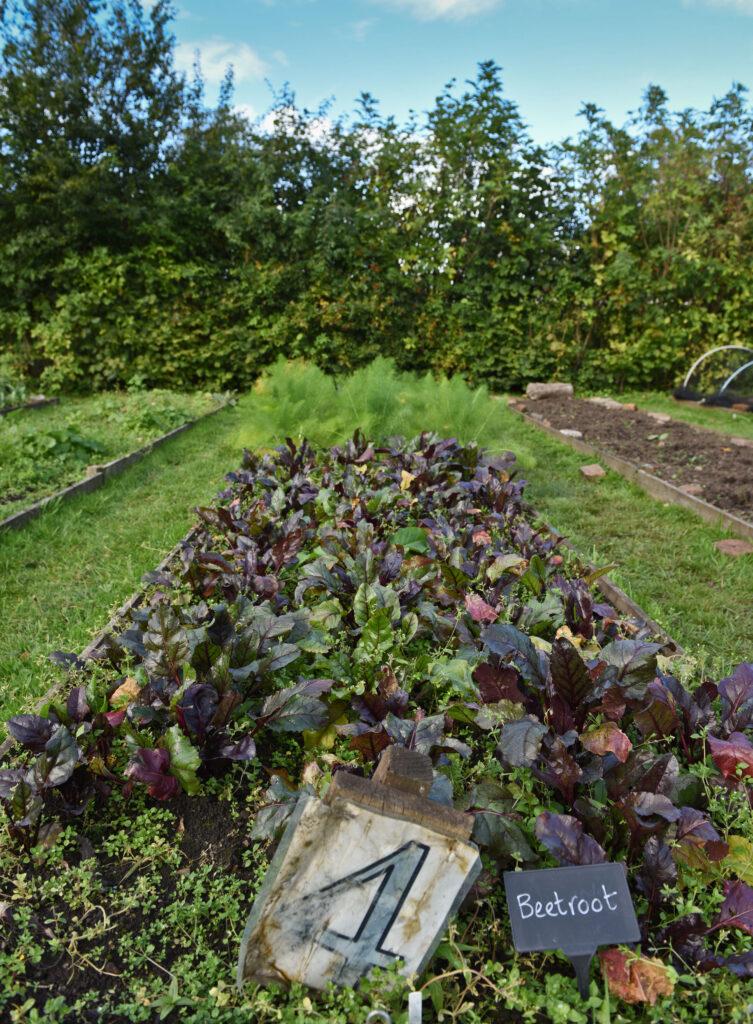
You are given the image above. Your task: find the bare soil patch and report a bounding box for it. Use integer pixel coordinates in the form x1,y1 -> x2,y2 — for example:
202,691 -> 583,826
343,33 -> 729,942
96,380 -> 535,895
519,396 -> 753,521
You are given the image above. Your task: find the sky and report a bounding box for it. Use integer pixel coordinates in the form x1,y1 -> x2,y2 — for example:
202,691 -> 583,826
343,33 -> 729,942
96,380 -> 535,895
167,0 -> 753,145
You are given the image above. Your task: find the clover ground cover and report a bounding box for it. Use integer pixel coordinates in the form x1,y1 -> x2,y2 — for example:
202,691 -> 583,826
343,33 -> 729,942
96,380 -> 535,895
1,430 -> 752,1023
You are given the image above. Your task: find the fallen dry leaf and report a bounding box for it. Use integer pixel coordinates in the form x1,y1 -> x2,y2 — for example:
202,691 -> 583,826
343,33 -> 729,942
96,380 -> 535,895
110,676 -> 141,709
600,948 -> 675,1005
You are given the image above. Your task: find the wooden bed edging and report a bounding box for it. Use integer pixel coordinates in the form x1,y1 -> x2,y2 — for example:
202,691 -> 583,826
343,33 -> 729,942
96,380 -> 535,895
511,402 -> 753,544
0,396 -> 59,417
0,524 -> 201,762
0,402 -> 231,534
543,524 -> 681,657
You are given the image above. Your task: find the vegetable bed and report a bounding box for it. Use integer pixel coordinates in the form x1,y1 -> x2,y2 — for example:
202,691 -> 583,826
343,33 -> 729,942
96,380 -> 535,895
514,396 -> 753,522
1,433 -> 752,1023
0,390 -> 223,521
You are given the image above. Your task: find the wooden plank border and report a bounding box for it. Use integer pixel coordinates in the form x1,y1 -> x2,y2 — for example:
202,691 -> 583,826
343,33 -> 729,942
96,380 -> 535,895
0,401 -> 231,534
542,522 -> 681,656
510,401 -> 753,543
0,396 -> 59,417
0,523 -> 202,762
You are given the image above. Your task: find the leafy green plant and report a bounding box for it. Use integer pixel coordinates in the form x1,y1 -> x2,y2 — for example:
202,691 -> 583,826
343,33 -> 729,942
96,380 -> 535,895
0,389 -> 222,518
2,431 -> 751,1020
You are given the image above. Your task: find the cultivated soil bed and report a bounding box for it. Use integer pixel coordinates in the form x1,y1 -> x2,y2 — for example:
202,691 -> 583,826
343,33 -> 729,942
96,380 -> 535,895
519,396 -> 753,521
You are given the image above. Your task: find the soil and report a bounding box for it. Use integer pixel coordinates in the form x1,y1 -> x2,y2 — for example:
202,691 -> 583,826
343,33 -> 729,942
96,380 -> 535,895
517,396 -> 753,521
6,792 -> 256,1023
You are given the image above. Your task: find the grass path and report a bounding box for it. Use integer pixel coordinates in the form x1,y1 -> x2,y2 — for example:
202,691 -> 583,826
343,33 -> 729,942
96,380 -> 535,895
0,399 -> 263,722
1,386 -> 751,725
508,413 -> 752,676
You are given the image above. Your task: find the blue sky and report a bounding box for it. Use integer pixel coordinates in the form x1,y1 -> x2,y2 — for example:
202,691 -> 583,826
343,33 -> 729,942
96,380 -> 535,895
168,0 -> 753,144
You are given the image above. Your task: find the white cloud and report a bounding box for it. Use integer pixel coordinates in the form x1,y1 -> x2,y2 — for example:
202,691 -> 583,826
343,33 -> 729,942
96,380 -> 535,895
259,106 -> 333,143
272,48 -> 289,66
234,103 -> 258,121
175,37 -> 268,85
372,0 -> 503,19
350,18 -> 376,40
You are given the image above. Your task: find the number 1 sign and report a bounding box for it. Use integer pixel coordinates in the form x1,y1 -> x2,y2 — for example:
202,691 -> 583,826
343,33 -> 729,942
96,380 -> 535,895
237,749 -> 480,990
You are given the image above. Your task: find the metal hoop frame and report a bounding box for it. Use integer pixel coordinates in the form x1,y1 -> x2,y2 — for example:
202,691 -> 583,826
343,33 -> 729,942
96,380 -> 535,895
720,357 -> 753,394
682,345 -> 753,390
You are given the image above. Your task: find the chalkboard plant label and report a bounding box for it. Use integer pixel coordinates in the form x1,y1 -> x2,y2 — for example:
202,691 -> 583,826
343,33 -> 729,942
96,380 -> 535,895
238,751 -> 481,991
504,863 -> 640,996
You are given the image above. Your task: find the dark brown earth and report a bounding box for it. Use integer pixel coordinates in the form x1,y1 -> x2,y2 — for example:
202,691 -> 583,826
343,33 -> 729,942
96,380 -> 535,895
517,396 -> 753,521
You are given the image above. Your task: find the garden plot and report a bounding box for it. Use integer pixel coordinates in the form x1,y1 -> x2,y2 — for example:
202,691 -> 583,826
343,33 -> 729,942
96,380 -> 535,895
1,433 -> 752,1022
0,390 -> 224,525
514,395 -> 753,525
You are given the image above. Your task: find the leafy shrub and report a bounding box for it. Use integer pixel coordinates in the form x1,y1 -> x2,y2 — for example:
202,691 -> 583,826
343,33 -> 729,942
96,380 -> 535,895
6,0 -> 753,395
0,353 -> 28,408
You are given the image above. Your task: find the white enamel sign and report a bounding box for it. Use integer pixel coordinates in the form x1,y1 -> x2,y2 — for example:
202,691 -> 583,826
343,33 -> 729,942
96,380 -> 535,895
237,793 -> 480,990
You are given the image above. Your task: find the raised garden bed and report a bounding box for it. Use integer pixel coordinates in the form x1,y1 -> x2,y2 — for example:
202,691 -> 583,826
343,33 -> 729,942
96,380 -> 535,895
512,397 -> 753,542
0,434 -> 751,1022
0,398 -> 230,533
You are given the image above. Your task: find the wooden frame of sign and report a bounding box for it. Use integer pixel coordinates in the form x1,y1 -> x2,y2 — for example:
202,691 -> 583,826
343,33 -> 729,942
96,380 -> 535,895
237,747 -> 481,991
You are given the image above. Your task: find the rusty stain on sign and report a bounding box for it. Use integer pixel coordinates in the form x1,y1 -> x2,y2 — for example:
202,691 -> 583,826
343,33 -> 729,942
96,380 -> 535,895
237,750 -> 480,991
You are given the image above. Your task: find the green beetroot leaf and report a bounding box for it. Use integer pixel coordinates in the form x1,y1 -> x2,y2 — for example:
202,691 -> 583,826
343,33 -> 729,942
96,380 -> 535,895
467,779 -> 536,863
163,725 -> 201,796
32,726 -> 79,789
250,776 -> 312,842
390,526 -> 430,554
355,608 -> 394,662
497,717 -> 548,768
599,638 -> 662,690
260,679 -> 335,733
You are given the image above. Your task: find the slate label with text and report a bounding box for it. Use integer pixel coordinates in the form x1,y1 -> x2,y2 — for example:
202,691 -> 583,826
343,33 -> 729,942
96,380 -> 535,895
504,863 -> 640,956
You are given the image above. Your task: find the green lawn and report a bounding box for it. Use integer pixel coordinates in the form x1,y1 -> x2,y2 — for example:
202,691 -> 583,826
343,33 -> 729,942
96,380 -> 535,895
1,366 -> 751,727
0,399 -> 256,723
